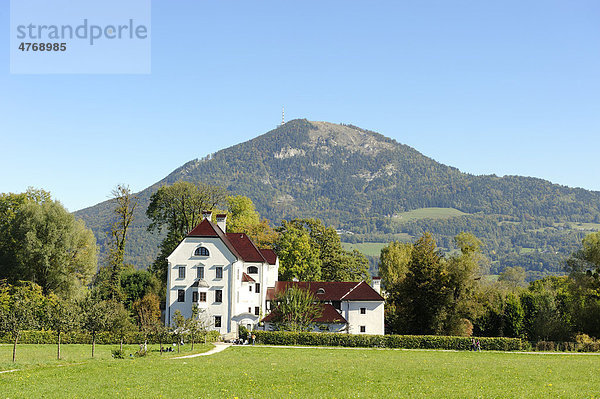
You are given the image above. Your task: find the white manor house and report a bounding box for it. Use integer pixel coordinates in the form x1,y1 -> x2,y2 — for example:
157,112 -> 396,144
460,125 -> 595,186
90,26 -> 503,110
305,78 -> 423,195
165,211 -> 384,336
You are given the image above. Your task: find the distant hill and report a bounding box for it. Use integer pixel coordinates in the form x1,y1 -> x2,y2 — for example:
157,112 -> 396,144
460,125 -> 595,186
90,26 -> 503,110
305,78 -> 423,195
75,119 -> 600,279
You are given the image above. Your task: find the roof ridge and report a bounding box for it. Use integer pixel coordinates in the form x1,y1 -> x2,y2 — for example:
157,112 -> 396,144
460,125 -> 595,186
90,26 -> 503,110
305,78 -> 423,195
340,281 -> 363,300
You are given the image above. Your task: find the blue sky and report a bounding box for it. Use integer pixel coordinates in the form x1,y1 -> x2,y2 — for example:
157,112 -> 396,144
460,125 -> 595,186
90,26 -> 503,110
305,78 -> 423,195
1,1 -> 599,211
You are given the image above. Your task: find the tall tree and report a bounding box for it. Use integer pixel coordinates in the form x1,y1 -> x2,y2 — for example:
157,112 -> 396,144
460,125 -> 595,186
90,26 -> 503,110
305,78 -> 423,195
106,185 -> 137,301
275,219 -> 369,282
226,195 -> 278,248
147,181 -> 227,284
0,189 -> 96,297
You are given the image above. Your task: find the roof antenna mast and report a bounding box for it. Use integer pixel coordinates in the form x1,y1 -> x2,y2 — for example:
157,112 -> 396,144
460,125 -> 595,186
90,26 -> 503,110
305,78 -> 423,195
281,106 -> 285,126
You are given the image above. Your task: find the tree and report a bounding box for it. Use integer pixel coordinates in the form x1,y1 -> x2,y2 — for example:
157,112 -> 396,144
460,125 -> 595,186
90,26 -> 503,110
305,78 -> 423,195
133,293 -> 161,348
397,233 -> 448,334
106,184 -> 137,301
186,305 -> 212,349
275,219 -> 369,282
120,269 -> 161,310
171,310 -> 187,353
107,301 -> 135,351
379,241 -> 412,290
147,181 -> 228,284
275,223 -> 322,281
46,295 -> 80,360
225,195 -> 279,248
269,286 -> 323,332
0,190 -> 97,298
80,295 -> 111,357
0,282 -> 43,362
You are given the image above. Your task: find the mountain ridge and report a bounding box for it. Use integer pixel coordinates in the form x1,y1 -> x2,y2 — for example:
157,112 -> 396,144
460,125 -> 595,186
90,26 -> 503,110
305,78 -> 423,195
75,119 -> 600,277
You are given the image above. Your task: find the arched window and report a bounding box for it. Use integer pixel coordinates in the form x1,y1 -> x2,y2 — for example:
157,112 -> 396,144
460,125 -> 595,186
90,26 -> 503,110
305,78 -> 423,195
194,247 -> 209,257
316,288 -> 325,295
247,266 -> 258,274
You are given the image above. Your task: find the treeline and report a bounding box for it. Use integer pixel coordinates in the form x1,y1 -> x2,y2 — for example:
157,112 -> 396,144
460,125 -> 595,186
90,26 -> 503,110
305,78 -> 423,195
380,231 -> 600,342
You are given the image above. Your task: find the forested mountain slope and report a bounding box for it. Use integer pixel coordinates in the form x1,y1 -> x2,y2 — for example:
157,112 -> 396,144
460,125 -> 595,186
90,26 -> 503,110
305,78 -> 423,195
75,119 -> 600,278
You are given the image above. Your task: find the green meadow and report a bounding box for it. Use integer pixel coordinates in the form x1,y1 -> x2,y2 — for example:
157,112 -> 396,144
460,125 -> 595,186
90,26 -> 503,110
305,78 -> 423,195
2,344 -> 600,398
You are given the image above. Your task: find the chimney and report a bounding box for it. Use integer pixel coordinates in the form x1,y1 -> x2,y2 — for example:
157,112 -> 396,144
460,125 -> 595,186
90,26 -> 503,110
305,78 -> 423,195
216,214 -> 227,232
202,210 -> 212,220
371,277 -> 381,294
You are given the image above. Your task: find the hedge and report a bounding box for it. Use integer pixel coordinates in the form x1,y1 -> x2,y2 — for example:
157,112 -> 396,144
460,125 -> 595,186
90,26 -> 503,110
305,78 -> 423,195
0,330 -> 220,345
253,331 -> 524,351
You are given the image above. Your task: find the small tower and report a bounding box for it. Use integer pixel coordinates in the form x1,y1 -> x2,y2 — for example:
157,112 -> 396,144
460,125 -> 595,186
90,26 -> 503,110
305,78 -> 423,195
281,106 -> 285,125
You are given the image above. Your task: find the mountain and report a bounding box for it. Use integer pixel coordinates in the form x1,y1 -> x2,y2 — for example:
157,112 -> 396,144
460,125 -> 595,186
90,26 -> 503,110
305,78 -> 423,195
75,119 -> 600,278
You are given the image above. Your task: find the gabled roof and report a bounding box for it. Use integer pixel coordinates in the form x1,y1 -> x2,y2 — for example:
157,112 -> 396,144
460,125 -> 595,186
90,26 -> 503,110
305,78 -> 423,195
226,233 -> 267,263
266,281 -> 383,302
260,249 -> 277,265
261,303 -> 348,324
241,272 -> 255,283
187,218 -> 241,259
187,218 -> 277,264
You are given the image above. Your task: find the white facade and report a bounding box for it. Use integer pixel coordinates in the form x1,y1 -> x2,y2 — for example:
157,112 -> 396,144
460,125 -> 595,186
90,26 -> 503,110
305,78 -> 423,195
165,215 -> 278,336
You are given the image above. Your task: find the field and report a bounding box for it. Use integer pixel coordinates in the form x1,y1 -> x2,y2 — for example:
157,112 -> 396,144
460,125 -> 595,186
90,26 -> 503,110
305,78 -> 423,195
342,242 -> 389,257
392,207 -> 468,222
2,344 -> 600,398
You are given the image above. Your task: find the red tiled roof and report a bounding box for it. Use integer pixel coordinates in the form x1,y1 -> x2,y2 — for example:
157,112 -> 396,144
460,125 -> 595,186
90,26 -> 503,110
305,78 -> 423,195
226,233 -> 266,263
241,272 -> 255,283
260,249 -> 277,265
187,219 -> 241,259
261,303 -> 348,324
266,281 -> 383,302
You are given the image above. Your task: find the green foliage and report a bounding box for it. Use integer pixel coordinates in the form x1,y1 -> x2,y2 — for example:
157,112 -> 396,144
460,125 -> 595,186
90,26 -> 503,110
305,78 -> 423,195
120,269 -> 160,310
275,219 -> 369,282
0,190 -> 97,298
498,266 -> 527,287
253,330 -> 524,351
269,286 -> 323,332
111,348 -> 126,359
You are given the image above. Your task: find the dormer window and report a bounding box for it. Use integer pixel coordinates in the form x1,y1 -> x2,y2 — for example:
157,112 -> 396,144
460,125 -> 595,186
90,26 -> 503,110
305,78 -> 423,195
317,288 -> 325,295
194,247 -> 209,257
247,266 -> 258,274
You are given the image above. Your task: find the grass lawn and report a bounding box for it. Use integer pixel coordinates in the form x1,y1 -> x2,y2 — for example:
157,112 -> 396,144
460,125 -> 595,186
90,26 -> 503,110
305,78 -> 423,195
2,345 -> 600,398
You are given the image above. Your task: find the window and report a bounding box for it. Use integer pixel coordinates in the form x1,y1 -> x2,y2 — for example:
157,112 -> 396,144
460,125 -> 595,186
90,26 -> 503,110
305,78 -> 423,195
177,289 -> 185,302
247,266 -> 258,274
360,326 -> 366,333
178,266 -> 185,279
197,266 -> 204,279
255,283 -> 260,294
214,316 -> 222,327
192,291 -> 198,302
254,306 -> 260,316
199,292 -> 206,302
194,247 -> 209,256
360,307 -> 366,314
215,289 -> 222,303
248,307 -> 251,313
249,285 -> 252,292
215,266 -> 223,279
317,288 -> 325,295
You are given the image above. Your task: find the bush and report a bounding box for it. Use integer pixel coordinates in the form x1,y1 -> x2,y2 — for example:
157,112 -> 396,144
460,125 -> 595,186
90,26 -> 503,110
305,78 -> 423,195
253,331 -> 524,351
111,349 -> 125,359
536,341 -> 555,351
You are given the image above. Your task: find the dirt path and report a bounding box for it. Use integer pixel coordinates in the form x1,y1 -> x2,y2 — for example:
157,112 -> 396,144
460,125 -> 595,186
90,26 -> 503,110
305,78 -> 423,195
171,343 -> 232,359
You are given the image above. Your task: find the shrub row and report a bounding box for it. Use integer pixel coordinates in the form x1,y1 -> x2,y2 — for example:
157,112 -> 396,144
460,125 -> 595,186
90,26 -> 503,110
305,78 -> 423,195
253,331 -> 524,351
0,330 -> 220,345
